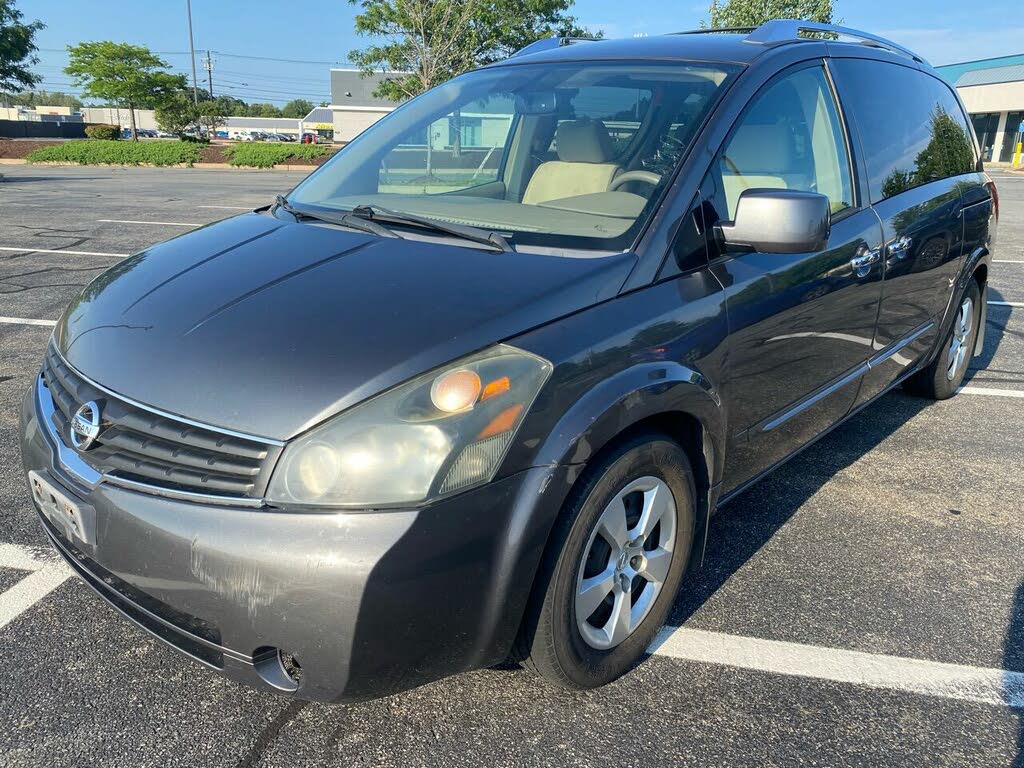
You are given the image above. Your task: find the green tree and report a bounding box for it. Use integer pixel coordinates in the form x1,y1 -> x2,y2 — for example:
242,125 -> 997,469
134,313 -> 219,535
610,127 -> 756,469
347,0 -> 597,100
65,41 -> 186,140
155,92 -> 198,137
708,0 -> 835,28
281,98 -> 314,118
879,108 -> 974,200
156,91 -> 227,137
248,102 -> 282,117
0,0 -> 43,98
213,94 -> 248,116
196,99 -> 226,135
913,107 -> 974,183
9,89 -> 83,109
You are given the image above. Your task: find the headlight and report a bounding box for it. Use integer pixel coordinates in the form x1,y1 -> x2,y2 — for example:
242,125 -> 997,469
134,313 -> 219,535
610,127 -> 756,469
266,345 -> 551,508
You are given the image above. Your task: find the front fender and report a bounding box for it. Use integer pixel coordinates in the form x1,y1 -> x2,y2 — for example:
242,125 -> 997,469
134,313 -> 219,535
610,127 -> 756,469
530,361 -> 725,482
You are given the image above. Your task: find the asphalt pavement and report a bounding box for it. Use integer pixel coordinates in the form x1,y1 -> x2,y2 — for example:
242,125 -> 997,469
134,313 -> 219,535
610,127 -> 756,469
0,164 -> 1022,767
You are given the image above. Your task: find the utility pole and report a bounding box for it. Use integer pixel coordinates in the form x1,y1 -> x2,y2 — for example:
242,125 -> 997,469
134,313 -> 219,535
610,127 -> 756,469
186,0 -> 199,104
204,51 -> 214,99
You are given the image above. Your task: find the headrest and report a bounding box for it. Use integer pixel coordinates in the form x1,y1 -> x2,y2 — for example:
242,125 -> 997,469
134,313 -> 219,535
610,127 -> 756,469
556,119 -> 615,164
724,124 -> 794,172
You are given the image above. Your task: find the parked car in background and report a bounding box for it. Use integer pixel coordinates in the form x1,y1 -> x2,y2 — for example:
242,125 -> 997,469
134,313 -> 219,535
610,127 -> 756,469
21,21 -> 996,704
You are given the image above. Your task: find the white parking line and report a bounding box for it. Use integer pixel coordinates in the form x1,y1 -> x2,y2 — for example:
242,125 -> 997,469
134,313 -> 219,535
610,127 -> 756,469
197,205 -> 253,210
97,219 -> 197,227
0,316 -> 57,327
993,260 -> 1022,264
0,543 -> 70,632
957,385 -> 1024,398
650,627 -> 1024,709
0,246 -> 128,258
989,301 -> 1024,307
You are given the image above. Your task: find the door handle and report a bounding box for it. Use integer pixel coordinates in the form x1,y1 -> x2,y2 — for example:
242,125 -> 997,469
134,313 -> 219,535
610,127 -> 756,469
887,235 -> 913,262
850,247 -> 881,278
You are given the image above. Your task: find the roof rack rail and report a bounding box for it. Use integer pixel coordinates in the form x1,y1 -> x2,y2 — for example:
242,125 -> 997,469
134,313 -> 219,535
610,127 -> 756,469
510,36 -> 599,59
745,19 -> 927,64
670,19 -> 926,65
673,26 -> 758,36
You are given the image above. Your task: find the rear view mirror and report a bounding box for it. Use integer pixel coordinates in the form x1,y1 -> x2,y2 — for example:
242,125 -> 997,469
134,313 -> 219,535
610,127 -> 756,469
514,90 -> 558,115
717,189 -> 831,254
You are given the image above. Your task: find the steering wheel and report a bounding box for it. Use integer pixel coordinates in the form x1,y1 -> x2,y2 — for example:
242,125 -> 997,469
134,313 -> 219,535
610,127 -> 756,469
608,170 -> 662,192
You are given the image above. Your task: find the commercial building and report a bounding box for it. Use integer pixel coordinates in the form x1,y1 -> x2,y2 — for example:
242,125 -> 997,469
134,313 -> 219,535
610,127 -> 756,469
938,54 -> 1024,164
329,70 -> 402,142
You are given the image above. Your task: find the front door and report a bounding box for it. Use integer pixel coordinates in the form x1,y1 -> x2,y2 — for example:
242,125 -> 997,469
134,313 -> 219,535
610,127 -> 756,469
700,63 -> 885,495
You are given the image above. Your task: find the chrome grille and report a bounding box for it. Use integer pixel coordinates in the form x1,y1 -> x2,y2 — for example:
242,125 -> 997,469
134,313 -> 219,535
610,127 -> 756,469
42,344 -> 282,500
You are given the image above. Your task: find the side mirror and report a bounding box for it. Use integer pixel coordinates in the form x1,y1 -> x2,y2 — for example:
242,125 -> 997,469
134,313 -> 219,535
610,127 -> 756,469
717,189 -> 831,254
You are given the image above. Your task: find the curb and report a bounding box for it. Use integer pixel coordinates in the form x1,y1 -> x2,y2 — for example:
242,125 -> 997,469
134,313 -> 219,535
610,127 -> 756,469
0,158 -> 319,173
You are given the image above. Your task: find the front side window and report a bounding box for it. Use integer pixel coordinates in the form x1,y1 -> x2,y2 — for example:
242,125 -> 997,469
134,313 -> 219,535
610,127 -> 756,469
713,65 -> 853,220
290,61 -> 739,253
831,59 -> 976,202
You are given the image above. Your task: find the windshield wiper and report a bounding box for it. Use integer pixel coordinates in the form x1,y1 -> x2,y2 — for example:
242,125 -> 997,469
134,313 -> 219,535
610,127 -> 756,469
275,195 -> 399,239
349,204 -> 512,253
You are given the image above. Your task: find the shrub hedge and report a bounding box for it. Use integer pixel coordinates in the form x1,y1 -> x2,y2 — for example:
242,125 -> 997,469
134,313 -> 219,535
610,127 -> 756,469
84,124 -> 121,141
26,140 -> 202,167
223,143 -> 333,168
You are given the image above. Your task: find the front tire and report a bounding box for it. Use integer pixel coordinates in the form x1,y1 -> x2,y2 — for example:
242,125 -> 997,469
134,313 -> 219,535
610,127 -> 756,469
905,279 -> 982,399
518,434 -> 695,690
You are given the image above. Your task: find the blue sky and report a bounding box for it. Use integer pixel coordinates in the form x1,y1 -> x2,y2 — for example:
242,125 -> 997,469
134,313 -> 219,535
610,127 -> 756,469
26,0 -> 1024,106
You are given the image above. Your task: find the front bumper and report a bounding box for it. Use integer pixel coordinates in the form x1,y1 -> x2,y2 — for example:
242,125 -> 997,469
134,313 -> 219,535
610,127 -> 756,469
20,373 -> 574,702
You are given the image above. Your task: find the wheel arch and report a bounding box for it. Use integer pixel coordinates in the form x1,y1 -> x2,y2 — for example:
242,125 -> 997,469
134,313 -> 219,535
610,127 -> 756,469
526,362 -> 727,578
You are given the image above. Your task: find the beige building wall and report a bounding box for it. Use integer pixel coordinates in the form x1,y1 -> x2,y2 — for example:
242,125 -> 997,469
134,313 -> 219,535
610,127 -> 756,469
958,81 -> 1024,114
80,107 -> 159,131
332,107 -> 392,143
33,105 -> 74,116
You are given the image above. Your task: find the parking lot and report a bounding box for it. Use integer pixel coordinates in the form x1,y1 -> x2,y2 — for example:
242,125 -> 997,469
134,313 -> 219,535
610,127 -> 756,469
1,164 -> 1023,767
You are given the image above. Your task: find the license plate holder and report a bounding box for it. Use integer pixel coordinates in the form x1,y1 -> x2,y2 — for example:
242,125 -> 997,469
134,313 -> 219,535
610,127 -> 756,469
29,470 -> 93,545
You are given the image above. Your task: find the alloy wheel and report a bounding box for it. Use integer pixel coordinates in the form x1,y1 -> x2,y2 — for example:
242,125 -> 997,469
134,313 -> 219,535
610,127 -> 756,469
574,476 -> 677,650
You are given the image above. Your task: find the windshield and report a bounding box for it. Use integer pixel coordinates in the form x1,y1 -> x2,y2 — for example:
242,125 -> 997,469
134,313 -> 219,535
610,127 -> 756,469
290,60 -> 740,253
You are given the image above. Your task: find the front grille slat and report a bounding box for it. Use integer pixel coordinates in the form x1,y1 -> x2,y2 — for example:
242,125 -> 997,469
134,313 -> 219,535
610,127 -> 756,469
92,450 -> 256,495
99,427 -> 263,477
42,344 -> 279,501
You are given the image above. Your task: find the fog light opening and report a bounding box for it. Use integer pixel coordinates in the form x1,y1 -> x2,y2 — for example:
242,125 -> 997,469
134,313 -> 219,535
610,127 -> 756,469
253,646 -> 303,692
281,651 -> 303,684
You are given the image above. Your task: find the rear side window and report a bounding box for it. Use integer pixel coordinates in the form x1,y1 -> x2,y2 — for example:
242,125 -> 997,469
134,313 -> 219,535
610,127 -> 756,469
831,59 -> 976,202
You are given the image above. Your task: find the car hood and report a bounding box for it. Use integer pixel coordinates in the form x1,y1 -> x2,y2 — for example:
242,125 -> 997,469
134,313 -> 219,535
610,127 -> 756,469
55,212 -> 633,440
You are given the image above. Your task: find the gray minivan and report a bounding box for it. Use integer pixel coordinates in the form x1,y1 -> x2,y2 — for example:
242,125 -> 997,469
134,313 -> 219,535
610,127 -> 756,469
21,21 -> 996,702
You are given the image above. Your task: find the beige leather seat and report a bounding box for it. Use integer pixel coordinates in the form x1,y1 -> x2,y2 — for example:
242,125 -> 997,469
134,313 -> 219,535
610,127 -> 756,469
523,119 -> 621,205
720,124 -> 798,216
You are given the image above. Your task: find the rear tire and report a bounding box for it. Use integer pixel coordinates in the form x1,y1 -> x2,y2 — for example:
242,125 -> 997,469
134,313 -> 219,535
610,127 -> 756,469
517,433 -> 695,690
904,279 -> 982,400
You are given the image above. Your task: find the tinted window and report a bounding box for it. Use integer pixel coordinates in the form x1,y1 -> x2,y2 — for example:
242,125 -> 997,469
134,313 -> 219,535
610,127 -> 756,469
713,66 -> 853,219
832,59 -> 976,202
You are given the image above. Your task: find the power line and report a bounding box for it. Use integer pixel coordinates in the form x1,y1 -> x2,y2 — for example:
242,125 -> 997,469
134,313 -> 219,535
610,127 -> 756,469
211,50 -> 350,65
37,47 -> 352,69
